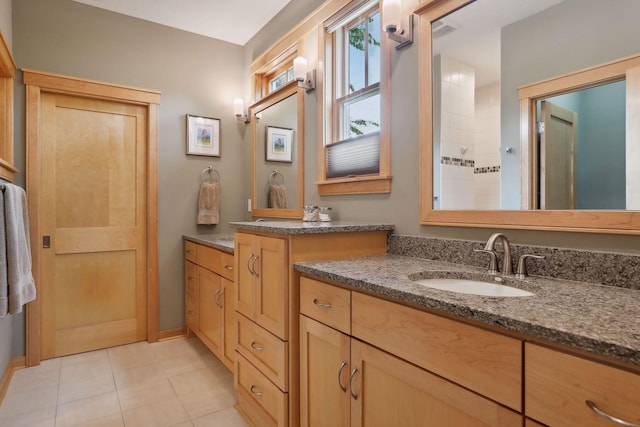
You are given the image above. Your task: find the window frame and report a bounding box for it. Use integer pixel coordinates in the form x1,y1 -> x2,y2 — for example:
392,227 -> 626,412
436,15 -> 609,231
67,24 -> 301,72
318,0 -> 392,195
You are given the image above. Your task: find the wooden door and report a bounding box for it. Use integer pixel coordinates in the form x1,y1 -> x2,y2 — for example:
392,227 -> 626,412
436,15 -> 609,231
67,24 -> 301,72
39,92 -> 148,359
350,340 -> 521,427
198,266 -> 222,356
540,101 -> 577,209
254,235 -> 287,339
300,315 -> 351,427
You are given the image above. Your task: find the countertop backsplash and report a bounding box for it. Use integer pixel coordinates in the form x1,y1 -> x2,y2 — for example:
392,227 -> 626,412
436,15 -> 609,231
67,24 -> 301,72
388,235 -> 640,290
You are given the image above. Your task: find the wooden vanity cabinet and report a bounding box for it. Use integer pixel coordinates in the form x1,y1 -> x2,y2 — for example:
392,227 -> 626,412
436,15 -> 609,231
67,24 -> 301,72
234,230 -> 389,427
183,240 -> 236,371
300,276 -> 522,427
525,343 -> 640,427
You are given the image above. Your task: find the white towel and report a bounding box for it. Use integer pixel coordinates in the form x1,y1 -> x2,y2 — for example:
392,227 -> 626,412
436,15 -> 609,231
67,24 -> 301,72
0,184 -> 36,317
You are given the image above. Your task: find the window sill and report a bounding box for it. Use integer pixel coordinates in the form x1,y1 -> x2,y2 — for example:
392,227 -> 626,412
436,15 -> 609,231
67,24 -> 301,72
316,175 -> 391,196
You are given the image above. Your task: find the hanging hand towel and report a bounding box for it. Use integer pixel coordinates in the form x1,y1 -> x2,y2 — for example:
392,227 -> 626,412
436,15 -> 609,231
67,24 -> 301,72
268,184 -> 287,209
197,181 -> 220,225
0,184 -> 36,317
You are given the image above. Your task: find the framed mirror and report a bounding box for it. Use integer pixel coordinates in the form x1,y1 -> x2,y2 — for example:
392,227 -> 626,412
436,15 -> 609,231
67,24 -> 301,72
251,81 -> 304,218
418,0 -> 640,233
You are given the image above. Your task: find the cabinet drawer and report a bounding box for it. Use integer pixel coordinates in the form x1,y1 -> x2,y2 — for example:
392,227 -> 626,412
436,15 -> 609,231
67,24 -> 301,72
352,292 -> 523,411
196,244 -> 222,274
300,277 -> 351,334
185,260 -> 197,297
236,352 -> 288,427
525,343 -> 640,427
237,313 -> 288,391
184,240 -> 196,263
185,293 -> 198,331
219,251 -> 235,281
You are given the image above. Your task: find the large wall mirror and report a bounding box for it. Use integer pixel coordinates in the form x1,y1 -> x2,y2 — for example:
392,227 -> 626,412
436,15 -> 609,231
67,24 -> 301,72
418,0 -> 640,233
251,81 -> 304,219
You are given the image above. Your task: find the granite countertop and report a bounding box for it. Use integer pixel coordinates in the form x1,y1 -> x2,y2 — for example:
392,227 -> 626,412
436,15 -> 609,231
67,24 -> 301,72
229,220 -> 394,235
183,234 -> 234,254
294,254 -> 640,367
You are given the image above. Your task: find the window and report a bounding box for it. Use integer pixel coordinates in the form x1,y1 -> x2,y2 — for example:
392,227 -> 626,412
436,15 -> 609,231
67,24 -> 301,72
320,0 -> 391,195
268,66 -> 294,93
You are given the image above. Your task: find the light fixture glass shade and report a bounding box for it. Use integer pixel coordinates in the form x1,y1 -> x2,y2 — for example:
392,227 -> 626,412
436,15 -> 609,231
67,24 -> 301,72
293,56 -> 307,82
383,0 -> 401,32
233,98 -> 244,116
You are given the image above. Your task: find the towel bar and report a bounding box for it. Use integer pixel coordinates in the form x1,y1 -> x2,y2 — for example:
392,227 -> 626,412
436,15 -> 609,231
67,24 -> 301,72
200,166 -> 220,183
269,170 -> 284,186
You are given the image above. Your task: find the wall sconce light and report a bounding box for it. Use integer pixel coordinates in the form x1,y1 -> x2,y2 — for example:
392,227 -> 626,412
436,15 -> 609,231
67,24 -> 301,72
233,98 -> 250,124
383,0 -> 414,50
293,56 -> 316,92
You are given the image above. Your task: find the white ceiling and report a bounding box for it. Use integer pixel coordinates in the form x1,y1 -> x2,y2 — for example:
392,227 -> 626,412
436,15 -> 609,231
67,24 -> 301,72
72,0 -> 294,46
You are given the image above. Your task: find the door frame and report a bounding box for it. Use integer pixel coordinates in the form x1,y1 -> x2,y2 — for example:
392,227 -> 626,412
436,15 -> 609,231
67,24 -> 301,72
23,69 -> 161,366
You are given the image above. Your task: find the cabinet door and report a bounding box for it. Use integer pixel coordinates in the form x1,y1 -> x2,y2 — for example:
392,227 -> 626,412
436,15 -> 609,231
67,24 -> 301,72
254,235 -> 288,339
221,276 -> 236,370
300,315 -> 350,427
185,260 -> 197,297
198,266 -> 223,357
236,232 -> 256,320
350,340 -> 522,427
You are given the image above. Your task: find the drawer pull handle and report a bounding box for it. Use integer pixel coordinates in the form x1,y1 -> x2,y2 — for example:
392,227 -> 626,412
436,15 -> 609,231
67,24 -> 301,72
187,276 -> 195,281
586,400 -> 639,427
313,299 -> 332,309
338,361 -> 348,392
251,342 -> 264,352
224,264 -> 234,271
250,385 -> 263,398
349,368 -> 359,400
187,310 -> 195,316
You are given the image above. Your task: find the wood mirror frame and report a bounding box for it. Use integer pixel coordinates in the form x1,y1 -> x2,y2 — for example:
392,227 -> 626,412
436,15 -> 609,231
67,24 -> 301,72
417,0 -> 640,235
250,81 -> 304,219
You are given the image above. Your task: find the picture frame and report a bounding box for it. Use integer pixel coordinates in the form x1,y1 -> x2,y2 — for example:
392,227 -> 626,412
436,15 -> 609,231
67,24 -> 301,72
186,114 -> 220,157
265,126 -> 293,163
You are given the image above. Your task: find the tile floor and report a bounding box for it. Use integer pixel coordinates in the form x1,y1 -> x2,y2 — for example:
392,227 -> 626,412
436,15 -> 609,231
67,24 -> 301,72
0,337 -> 249,427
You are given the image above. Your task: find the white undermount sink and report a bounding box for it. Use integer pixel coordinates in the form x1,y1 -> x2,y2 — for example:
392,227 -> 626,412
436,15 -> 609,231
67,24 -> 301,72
413,278 -> 534,297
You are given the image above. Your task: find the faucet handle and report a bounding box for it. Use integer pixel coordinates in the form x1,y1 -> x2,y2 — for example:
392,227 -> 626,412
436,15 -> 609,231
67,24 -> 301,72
516,254 -> 546,279
474,248 -> 499,274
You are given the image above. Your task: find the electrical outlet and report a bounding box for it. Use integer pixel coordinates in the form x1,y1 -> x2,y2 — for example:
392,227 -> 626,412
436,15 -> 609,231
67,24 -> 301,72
248,199 -> 252,212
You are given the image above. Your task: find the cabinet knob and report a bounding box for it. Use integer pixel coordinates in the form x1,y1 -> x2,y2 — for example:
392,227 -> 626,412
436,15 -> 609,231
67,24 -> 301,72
224,264 -> 234,271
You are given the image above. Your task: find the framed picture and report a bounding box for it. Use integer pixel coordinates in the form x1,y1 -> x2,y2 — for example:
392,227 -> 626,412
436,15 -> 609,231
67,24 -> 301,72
186,114 -> 220,157
265,126 -> 293,162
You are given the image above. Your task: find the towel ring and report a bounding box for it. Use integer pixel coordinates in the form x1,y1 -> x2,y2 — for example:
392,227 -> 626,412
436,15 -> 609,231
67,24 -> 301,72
269,170 -> 284,186
200,166 -> 220,183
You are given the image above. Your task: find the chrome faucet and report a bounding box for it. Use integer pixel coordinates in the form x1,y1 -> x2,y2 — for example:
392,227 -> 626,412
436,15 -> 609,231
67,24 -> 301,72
477,233 -> 513,275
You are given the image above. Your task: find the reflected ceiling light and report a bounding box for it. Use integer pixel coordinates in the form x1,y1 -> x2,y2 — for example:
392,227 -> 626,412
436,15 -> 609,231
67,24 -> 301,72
383,0 -> 414,50
293,56 -> 316,92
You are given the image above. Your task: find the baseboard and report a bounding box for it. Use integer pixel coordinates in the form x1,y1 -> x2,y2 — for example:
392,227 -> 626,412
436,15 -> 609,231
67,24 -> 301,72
158,327 -> 187,341
0,357 -> 25,405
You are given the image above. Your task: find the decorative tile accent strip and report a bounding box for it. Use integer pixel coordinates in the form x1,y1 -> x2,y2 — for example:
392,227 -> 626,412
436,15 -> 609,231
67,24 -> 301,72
387,235 -> 640,290
441,156 -> 474,167
474,165 -> 500,174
